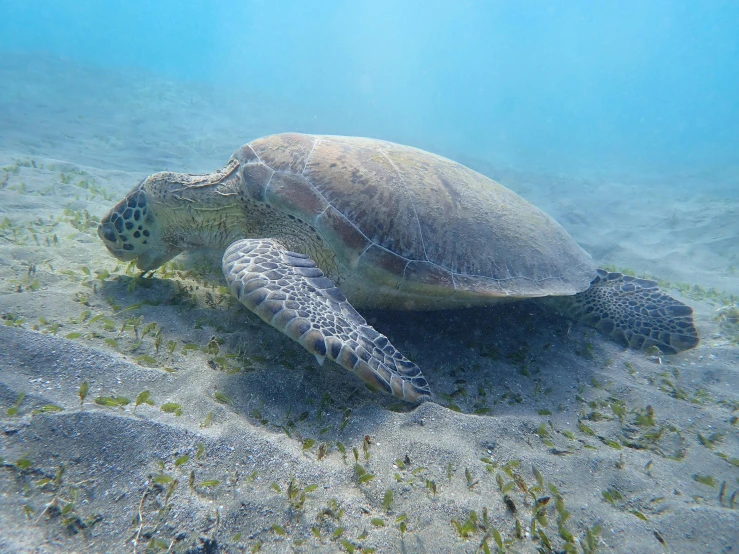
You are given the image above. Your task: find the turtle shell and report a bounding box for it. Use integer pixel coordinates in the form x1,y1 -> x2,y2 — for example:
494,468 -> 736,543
234,133 -> 595,299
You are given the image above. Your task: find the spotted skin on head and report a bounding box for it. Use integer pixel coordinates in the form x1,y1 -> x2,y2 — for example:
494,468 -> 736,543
98,187 -> 151,255
222,238 -> 432,403
548,269 -> 700,354
97,185 -> 181,271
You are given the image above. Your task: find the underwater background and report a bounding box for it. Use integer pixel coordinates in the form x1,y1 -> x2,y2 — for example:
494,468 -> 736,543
2,0 -> 738,182
1,2 -> 738,553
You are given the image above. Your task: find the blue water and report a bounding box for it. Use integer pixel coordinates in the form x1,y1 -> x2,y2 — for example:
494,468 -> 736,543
1,0 -> 737,178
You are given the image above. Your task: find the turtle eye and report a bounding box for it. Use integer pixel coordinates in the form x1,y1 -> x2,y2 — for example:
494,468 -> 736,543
104,226 -> 117,242
98,222 -> 118,244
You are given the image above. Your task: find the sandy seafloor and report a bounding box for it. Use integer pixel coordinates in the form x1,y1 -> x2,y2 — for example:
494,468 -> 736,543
1,53 -> 738,553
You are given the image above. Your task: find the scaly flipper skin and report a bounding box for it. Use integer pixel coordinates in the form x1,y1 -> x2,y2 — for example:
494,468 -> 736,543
548,269 -> 699,354
222,239 -> 432,402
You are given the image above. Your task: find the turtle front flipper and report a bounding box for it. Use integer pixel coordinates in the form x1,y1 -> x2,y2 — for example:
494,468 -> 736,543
546,269 -> 699,354
222,239 -> 432,403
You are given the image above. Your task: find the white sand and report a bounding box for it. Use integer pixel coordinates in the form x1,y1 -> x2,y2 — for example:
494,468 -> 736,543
1,53 -> 738,553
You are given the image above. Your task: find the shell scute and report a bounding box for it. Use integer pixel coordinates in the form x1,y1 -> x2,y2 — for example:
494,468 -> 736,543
304,138 -> 425,260
266,172 -> 327,220
251,133 -> 316,173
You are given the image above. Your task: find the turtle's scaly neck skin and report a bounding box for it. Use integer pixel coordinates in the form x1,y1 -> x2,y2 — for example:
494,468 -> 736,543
148,163 -> 250,253
98,159 -> 342,281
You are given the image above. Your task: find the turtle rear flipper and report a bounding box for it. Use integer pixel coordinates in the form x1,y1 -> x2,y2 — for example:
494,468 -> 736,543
222,238 -> 432,403
546,269 -> 699,354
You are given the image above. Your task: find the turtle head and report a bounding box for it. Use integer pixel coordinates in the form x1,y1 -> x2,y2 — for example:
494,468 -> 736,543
98,180 -> 181,271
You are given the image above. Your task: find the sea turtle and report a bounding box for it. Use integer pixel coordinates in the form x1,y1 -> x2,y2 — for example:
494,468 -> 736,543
98,133 -> 699,403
